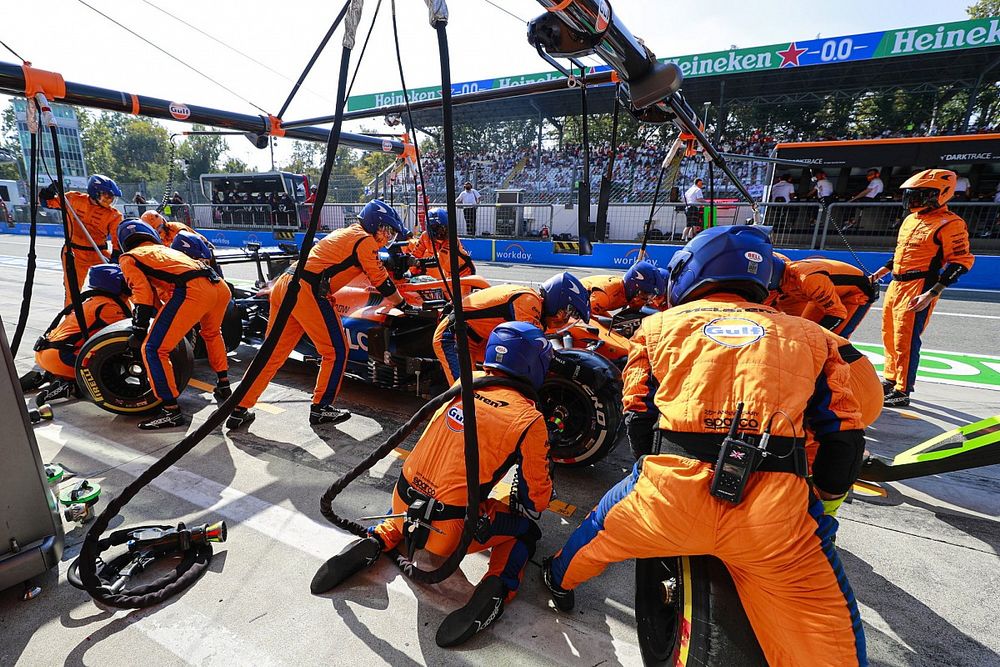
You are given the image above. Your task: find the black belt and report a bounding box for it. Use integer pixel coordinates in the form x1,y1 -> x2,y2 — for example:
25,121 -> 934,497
892,270 -> 934,282
286,266 -> 324,289
67,242 -> 100,252
656,431 -> 803,474
395,475 -> 470,521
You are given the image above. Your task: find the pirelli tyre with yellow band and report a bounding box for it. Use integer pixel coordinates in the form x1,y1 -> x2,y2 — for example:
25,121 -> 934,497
635,555 -> 766,666
75,320 -> 194,415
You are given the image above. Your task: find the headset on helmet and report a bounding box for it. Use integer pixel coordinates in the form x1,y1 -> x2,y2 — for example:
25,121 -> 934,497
900,169 -> 956,213
86,263 -> 126,295
117,218 -> 161,252
426,207 -> 449,240
540,271 -> 591,323
623,260 -> 664,300
140,210 -> 168,232
666,225 -> 774,307
357,199 -> 408,239
171,231 -> 213,261
87,174 -> 122,200
483,321 -> 554,390
769,251 -> 790,291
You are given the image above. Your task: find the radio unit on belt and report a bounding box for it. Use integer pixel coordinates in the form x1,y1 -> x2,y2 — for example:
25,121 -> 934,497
709,402 -> 807,504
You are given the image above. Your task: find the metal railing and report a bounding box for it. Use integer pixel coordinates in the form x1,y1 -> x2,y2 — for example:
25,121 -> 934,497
819,202 -> 1000,254
398,203 -> 556,239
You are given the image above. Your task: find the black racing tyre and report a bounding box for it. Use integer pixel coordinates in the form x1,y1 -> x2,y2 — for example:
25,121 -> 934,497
539,349 -> 622,467
635,556 -> 766,666
192,299 -> 243,359
75,320 -> 194,416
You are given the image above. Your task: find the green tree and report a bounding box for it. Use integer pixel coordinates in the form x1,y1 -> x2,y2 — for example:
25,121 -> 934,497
967,0 -> 1000,18
77,110 -> 171,183
222,156 -> 252,173
177,125 -> 227,179
0,103 -> 22,180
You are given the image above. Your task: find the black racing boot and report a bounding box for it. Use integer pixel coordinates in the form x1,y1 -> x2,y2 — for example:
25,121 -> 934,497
42,379 -> 76,402
138,406 -> 187,430
19,369 -> 48,393
309,404 -> 351,426
213,380 -> 232,402
884,390 -> 910,407
310,536 -> 382,594
881,379 -> 895,396
226,407 -> 255,430
435,575 -> 506,648
542,557 -> 575,612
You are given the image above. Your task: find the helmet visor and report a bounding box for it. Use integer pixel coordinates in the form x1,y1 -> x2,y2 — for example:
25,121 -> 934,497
902,188 -> 939,212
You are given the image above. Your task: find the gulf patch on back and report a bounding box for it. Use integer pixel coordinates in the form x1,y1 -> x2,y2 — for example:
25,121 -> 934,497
703,317 -> 766,348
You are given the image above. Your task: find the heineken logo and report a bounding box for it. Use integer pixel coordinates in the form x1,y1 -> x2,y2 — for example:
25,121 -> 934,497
889,19 -> 1000,55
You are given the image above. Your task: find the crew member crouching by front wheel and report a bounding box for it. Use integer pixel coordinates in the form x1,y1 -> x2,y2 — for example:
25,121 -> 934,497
403,207 -> 475,278
310,322 -> 554,648
34,264 -> 131,389
432,271 -> 591,385
581,260 -> 664,318
868,169 -> 975,407
227,199 -> 409,430
541,225 -> 868,667
117,219 -> 232,430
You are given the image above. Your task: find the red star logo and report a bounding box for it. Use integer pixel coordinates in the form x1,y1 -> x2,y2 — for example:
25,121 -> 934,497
777,42 -> 807,68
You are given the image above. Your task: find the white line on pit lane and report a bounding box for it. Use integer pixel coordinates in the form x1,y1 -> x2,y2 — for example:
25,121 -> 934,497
869,307 -> 1000,320
0,239 -> 66,249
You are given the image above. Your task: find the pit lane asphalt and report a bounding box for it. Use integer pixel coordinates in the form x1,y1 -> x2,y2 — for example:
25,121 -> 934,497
0,235 -> 997,666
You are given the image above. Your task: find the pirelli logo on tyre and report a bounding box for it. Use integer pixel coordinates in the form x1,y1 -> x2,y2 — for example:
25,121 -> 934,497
703,317 -> 766,348
78,367 -> 103,402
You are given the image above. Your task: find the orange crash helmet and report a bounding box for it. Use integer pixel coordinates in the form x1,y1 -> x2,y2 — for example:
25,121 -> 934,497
900,169 -> 956,213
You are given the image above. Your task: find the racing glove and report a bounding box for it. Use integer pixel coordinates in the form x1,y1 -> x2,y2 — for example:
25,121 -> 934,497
626,411 -> 659,459
818,314 -> 844,331
820,493 -> 848,519
129,304 -> 156,350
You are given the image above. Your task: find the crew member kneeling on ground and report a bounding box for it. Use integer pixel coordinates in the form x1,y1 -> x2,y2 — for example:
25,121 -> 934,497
117,219 -> 232,430
767,254 -> 878,338
403,207 -> 475,278
34,264 -> 131,393
868,169 -> 975,407
541,225 -> 868,667
310,322 -> 554,648
581,260 -> 664,318
51,174 -> 123,306
432,271 -> 591,385
228,199 -> 409,429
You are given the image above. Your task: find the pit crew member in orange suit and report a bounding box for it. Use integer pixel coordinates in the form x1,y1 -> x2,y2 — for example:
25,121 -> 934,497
581,260 -> 664,318
432,271 -> 591,385
34,264 -> 130,388
767,254 -> 878,338
309,322 -> 554,648
868,169 -> 975,407
56,175 -> 123,306
141,209 -> 208,247
402,207 -> 475,278
117,219 -> 232,430
227,199 -> 409,429
646,267 -> 671,311
541,225 -> 868,667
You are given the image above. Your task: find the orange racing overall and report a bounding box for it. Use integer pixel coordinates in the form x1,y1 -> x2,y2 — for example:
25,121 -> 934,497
34,293 -> 130,379
120,244 -> 231,403
371,373 -> 550,598
882,208 -> 974,394
238,223 -> 393,410
768,258 -> 877,338
59,191 -> 122,306
403,232 -> 475,278
581,274 -> 628,318
432,285 -> 543,385
548,294 -> 867,667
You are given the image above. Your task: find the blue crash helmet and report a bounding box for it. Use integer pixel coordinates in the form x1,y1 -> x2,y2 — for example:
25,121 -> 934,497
483,321 -> 554,390
116,219 -> 160,252
86,263 -> 126,295
171,230 -> 214,261
665,225 -> 773,307
426,207 -> 449,239
87,174 -> 122,200
623,260 -> 665,300
540,271 -> 591,323
357,199 -> 408,240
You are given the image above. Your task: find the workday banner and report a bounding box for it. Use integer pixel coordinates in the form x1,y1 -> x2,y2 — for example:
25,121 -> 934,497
347,17 -> 1000,112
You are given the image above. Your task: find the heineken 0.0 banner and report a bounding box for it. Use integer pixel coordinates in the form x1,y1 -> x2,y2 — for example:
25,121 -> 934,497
347,17 -> 1000,112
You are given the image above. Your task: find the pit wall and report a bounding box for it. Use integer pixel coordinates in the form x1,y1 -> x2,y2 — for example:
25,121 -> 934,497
2,224 -> 997,291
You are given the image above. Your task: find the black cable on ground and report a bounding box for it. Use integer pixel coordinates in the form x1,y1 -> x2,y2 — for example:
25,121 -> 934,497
10,112 -> 40,355
73,0 -> 357,608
